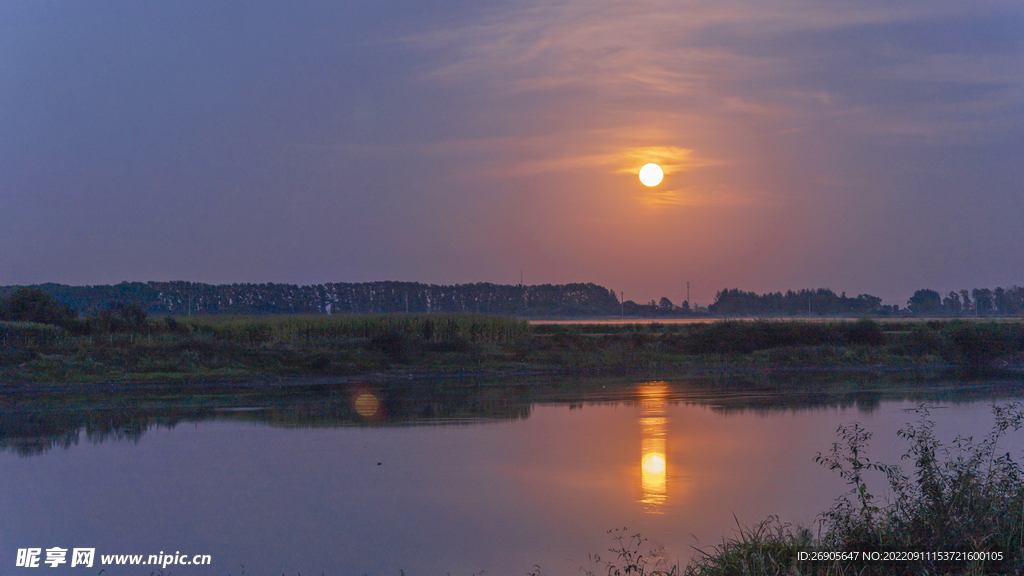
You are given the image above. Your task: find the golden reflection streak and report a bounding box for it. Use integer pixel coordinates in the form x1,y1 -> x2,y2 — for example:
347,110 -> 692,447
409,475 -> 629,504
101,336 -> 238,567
639,382 -> 669,513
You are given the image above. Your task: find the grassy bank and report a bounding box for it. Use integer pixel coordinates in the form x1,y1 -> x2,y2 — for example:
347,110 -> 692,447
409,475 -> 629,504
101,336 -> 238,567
3,315 -> 1024,383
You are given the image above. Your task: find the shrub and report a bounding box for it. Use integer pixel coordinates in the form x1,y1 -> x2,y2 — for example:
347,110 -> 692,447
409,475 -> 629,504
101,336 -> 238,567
940,322 -> 1017,366
674,405 -> 1024,575
816,404 -> 1024,574
843,318 -> 884,347
0,288 -> 78,328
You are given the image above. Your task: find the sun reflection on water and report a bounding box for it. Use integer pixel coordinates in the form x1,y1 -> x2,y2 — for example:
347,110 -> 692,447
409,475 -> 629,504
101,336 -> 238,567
639,382 -> 669,513
353,391 -> 380,419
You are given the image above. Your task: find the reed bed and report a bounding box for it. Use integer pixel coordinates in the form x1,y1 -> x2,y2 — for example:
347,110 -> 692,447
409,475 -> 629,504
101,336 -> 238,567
0,320 -> 67,347
180,313 -> 531,345
4,316 -> 1024,383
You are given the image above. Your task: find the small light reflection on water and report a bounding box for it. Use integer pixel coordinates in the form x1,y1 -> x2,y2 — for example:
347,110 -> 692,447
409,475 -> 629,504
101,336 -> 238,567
353,390 -> 381,419
639,382 -> 669,512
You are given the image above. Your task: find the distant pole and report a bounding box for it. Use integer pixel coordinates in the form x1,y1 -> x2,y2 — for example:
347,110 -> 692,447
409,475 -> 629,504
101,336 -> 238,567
621,291 -> 624,319
519,271 -> 528,314
686,282 -> 690,309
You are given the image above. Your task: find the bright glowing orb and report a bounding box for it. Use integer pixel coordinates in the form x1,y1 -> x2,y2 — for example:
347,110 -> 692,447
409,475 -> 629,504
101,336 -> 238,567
642,453 -> 666,476
638,163 -> 664,187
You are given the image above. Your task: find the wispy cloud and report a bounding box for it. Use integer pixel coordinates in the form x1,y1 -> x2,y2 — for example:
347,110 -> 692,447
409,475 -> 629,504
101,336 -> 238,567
407,0 -> 1024,147
639,184 -> 768,208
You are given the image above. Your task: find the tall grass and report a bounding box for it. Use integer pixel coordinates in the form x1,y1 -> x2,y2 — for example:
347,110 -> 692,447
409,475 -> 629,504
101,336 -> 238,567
529,528 -> 681,576
0,320 -> 67,347
4,316 -> 1024,382
181,313 -> 531,345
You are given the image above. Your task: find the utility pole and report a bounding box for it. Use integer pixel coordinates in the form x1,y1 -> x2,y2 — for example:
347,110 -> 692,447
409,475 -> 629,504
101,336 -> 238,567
686,282 -> 690,310
621,291 -> 624,319
520,270 -> 527,313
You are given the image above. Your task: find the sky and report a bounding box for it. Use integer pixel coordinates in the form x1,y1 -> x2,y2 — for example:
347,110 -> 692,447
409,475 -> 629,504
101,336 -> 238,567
2,0 -> 1022,305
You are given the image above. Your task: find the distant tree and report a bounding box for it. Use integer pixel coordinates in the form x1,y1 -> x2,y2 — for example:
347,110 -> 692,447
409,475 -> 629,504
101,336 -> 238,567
907,289 -> 942,316
879,304 -> 902,316
680,300 -> 691,313
960,289 -> 973,314
997,286 -> 1024,315
709,287 -> 882,316
994,287 -> 1007,315
972,288 -> 994,315
86,302 -> 148,333
658,297 -> 674,311
942,291 -> 962,315
113,302 -> 147,331
0,287 -> 78,327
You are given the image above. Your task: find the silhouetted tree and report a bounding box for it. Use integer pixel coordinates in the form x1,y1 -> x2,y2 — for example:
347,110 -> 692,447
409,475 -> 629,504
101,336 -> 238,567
709,287 -> 882,316
943,291 -> 962,315
995,286 -> 1024,315
907,289 -> 942,316
960,289 -> 973,314
0,287 -> 78,327
972,288 -> 994,316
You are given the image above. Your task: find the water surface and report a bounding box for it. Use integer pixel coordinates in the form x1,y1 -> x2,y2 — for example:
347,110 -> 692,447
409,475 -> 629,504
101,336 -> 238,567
3,376 -> 1023,575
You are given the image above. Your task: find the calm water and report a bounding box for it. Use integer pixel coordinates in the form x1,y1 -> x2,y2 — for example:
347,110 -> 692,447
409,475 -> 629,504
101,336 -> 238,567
3,376 -> 1024,575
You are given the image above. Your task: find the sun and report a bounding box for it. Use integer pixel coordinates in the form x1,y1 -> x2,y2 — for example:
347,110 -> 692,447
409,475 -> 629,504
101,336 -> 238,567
638,163 -> 663,187
642,453 -> 666,475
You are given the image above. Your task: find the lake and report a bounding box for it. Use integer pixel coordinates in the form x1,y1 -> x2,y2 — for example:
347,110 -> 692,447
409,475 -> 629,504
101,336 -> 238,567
3,375 -> 1024,575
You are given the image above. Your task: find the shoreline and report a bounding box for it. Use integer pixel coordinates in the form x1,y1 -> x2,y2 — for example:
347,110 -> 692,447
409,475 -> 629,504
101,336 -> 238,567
3,361 -> 1020,394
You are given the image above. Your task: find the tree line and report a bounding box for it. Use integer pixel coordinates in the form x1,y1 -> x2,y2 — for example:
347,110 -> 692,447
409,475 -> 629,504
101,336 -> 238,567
709,286 -> 1024,317
906,287 -> 1024,317
708,288 -> 884,316
0,281 -> 623,318
3,281 -> 1023,319
0,286 -> 147,334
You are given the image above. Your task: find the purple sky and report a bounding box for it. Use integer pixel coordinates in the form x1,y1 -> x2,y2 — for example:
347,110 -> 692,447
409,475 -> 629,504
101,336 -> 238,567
2,0 -> 1022,305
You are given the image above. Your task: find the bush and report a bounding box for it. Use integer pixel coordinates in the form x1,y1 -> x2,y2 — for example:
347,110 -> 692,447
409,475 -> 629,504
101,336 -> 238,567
843,318 -> 884,346
84,303 -> 148,334
675,405 -> 1024,575
368,331 -> 407,362
0,288 -> 78,328
940,322 -> 1018,366
815,404 -> 1024,574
